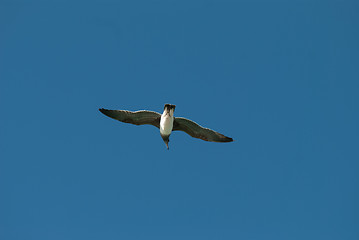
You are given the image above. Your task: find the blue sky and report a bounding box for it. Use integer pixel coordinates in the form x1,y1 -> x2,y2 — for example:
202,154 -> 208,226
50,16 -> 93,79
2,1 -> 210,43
1,1 -> 358,239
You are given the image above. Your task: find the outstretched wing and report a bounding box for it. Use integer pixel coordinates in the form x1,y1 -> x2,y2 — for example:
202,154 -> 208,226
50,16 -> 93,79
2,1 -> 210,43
99,108 -> 161,128
173,117 -> 233,142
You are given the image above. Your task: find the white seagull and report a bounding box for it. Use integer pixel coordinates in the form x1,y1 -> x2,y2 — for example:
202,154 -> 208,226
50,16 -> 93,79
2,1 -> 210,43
99,104 -> 233,149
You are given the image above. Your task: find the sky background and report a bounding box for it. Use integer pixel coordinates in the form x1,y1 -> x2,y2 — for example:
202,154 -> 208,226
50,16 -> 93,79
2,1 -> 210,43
1,1 -> 358,239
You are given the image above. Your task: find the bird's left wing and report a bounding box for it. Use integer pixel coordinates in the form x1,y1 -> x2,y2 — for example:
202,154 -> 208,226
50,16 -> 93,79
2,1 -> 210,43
173,117 -> 233,142
99,108 -> 161,128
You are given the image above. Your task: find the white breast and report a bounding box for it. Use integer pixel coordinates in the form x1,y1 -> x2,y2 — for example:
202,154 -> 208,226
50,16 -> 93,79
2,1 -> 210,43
160,109 -> 174,135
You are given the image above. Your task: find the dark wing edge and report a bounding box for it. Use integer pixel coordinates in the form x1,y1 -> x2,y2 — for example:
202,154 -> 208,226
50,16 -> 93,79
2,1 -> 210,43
173,117 -> 233,142
99,108 -> 161,128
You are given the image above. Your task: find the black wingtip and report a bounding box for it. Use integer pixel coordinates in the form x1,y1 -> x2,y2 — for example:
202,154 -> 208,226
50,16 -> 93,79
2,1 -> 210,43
226,137 -> 234,142
219,135 -> 233,142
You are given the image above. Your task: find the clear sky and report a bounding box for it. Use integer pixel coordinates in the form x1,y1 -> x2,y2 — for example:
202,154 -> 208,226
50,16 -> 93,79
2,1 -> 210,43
1,1 -> 358,239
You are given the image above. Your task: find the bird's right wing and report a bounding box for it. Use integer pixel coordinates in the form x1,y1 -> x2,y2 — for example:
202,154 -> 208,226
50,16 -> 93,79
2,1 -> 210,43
99,108 -> 161,128
173,117 -> 233,142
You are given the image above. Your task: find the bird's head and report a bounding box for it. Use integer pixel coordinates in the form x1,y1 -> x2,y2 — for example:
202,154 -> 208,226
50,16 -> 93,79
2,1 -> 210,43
164,104 -> 176,111
161,134 -> 170,150
163,104 -> 176,117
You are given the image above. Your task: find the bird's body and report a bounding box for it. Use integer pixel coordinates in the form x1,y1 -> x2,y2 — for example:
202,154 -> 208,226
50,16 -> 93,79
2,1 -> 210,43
159,104 -> 175,149
160,105 -> 174,136
99,104 -> 233,149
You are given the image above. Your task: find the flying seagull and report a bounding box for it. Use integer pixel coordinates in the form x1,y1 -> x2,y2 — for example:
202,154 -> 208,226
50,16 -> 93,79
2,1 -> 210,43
99,104 -> 233,149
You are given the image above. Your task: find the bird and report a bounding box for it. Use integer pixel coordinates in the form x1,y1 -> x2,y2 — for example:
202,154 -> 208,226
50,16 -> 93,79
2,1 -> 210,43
99,104 -> 233,149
